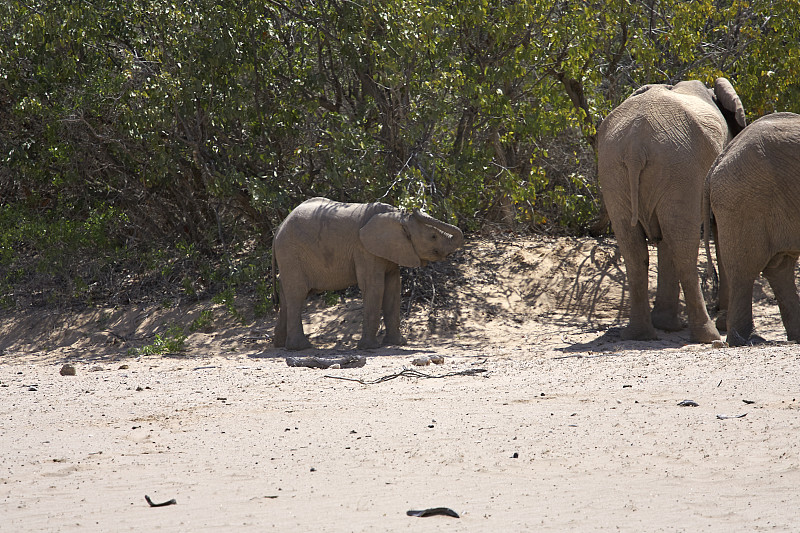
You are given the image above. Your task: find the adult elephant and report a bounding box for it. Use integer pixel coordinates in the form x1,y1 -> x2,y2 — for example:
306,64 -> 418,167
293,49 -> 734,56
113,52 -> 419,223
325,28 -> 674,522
272,197 -> 463,350
704,112 -> 800,346
597,78 -> 746,342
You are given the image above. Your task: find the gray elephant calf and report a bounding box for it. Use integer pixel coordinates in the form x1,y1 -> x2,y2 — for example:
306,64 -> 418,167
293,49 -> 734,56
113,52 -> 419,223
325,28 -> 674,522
272,197 -> 464,350
597,78 -> 745,343
705,112 -> 800,346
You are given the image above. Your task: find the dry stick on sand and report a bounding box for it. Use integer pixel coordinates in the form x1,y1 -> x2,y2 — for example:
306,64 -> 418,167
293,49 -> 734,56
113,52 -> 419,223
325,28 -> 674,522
325,367 -> 488,385
285,354 -> 367,369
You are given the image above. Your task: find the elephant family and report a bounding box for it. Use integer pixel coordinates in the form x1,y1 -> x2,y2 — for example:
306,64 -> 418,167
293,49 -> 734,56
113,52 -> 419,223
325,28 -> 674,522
597,78 -> 746,343
272,197 -> 464,350
704,112 -> 800,346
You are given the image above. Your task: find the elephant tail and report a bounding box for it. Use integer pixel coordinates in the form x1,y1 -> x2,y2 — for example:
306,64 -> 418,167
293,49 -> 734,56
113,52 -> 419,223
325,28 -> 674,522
626,160 -> 643,227
702,171 -> 719,294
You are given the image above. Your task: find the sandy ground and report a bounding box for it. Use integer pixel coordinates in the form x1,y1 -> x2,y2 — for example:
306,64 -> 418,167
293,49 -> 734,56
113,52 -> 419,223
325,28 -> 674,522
2,236 -> 800,532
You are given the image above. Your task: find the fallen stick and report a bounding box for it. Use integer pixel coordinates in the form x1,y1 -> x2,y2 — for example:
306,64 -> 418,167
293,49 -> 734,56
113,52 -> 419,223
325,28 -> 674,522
286,354 -> 366,369
325,367 -> 487,385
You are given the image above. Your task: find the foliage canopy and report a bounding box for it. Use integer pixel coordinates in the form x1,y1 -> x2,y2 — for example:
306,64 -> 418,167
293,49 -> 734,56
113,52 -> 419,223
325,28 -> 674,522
1,0 -> 799,306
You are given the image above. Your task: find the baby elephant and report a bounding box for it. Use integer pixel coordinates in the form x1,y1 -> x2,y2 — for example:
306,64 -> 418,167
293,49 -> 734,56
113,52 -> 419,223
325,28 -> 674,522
705,112 -> 800,345
272,197 -> 464,350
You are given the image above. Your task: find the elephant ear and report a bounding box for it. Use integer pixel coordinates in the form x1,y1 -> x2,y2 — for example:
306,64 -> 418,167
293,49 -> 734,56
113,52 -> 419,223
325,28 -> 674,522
713,77 -> 746,135
359,213 -> 421,268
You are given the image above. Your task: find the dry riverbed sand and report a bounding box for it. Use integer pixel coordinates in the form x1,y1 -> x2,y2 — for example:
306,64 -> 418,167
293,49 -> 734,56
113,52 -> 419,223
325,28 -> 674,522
2,235 -> 800,532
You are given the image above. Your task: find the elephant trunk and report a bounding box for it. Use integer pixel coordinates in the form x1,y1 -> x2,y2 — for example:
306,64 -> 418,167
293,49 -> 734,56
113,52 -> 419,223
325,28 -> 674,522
413,210 -> 464,251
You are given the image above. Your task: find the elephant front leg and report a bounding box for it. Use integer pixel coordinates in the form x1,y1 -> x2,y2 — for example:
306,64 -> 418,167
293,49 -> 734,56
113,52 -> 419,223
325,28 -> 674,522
356,265 -> 384,350
665,237 -> 719,343
680,277 -> 720,343
763,254 -> 800,342
382,266 -> 407,346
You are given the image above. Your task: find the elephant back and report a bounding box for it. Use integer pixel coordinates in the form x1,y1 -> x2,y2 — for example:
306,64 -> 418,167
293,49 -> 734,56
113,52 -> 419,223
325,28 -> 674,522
708,112 -> 800,208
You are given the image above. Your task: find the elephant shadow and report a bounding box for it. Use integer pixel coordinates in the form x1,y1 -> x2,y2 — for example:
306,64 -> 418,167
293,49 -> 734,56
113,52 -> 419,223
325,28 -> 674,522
560,326 -> 697,354
519,238 -> 629,327
559,271 -> 789,353
249,290 -> 447,358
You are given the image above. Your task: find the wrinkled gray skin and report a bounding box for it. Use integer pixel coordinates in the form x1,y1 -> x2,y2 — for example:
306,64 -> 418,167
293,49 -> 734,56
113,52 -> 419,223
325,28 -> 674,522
597,78 -> 746,343
272,197 -> 464,350
704,112 -> 800,346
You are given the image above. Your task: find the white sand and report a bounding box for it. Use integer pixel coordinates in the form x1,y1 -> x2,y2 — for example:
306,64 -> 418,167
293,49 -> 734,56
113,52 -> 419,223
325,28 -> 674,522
2,236 -> 799,532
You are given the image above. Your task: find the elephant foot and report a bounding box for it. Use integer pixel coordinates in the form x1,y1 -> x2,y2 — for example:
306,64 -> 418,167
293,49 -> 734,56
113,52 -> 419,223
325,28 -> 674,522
726,327 -> 759,347
651,310 -> 683,332
285,336 -> 313,351
689,321 -> 721,343
715,312 -> 728,332
382,333 -> 407,346
620,323 -> 658,341
273,327 -> 287,347
357,337 -> 381,350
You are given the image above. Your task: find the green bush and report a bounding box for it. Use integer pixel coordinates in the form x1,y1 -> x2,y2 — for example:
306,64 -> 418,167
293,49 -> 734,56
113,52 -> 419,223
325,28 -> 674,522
130,324 -> 187,356
1,0 -> 799,308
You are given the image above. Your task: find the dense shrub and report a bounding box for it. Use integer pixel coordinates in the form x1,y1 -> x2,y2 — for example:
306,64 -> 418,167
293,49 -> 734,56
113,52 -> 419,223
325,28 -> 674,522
1,0 -> 798,307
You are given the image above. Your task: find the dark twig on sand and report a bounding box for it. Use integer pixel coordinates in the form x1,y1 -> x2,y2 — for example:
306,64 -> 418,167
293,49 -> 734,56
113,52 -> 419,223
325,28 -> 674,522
407,507 -> 460,518
145,495 -> 177,507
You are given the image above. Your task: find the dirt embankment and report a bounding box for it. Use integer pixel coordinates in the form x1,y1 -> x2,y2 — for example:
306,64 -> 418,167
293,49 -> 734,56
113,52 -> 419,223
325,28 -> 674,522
2,235 -> 799,532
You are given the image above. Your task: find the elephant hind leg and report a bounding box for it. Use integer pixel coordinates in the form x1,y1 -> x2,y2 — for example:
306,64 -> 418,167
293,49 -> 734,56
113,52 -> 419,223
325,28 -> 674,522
651,240 -> 683,332
381,267 -> 407,346
712,220 -> 729,332
355,261 -> 384,350
763,253 -> 800,342
714,261 -> 730,332
614,223 -> 658,341
274,302 -> 287,347
725,272 -> 758,347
